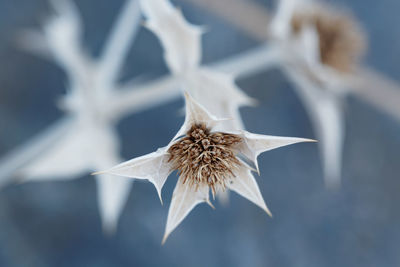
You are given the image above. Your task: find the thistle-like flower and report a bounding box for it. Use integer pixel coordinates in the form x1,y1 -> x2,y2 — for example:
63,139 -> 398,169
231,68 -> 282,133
290,3 -> 366,73
167,123 -> 243,196
140,0 -> 255,204
97,92 -> 315,243
267,0 -> 368,188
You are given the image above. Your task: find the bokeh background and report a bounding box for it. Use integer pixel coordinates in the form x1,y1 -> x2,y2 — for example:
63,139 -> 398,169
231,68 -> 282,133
1,0 -> 400,266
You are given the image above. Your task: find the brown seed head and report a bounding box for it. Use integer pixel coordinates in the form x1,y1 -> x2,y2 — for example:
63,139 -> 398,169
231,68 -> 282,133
168,123 -> 243,195
291,5 -> 366,72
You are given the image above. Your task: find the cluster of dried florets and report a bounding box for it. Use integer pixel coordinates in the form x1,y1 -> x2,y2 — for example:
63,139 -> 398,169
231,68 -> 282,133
291,5 -> 366,72
168,123 -> 242,195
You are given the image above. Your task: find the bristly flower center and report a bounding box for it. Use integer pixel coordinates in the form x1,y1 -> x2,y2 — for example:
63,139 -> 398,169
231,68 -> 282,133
291,7 -> 366,72
168,123 -> 243,195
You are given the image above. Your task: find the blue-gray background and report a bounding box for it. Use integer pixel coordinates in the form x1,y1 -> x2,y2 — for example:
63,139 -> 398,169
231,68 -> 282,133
0,0 -> 400,266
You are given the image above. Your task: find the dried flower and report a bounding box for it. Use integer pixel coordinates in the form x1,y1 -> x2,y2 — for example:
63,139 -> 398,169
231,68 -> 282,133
267,0 -> 366,188
140,0 -> 255,205
291,4 -> 366,72
97,92 -> 315,243
13,0 -> 143,233
168,123 -> 243,195
140,0 -> 254,133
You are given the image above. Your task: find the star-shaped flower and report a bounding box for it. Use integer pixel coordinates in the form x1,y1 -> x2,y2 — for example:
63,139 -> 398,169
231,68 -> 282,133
11,0 -> 143,233
97,92 -> 315,243
140,0 -> 256,204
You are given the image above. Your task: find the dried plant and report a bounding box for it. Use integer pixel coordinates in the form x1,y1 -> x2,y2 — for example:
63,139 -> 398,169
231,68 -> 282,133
0,0 -> 296,233
97,93 -> 314,243
167,123 -> 243,196
2,0 -> 397,244
266,0 -> 367,188
291,4 -> 366,72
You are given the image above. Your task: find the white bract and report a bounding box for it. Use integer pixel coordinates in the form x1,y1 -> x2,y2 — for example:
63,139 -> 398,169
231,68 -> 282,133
267,0 -> 366,188
140,0 -> 254,133
140,0 -> 256,204
14,0 -> 142,233
98,92 -> 315,243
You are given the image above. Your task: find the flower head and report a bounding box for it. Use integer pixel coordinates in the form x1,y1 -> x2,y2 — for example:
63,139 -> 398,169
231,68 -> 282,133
267,0 -> 366,188
97,92 -> 315,243
290,4 -> 366,72
168,123 -> 242,196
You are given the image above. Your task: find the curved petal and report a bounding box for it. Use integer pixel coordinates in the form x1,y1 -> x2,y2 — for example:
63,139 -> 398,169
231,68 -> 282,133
238,131 -> 316,174
96,148 -> 172,203
140,0 -> 202,73
172,92 -> 225,140
227,165 -> 271,216
284,65 -> 344,188
19,125 -> 92,181
162,178 -> 210,244
96,173 -> 133,234
93,137 -> 133,235
183,69 -> 255,132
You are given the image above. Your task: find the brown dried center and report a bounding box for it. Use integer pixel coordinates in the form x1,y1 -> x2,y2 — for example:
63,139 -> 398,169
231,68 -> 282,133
291,8 -> 366,72
168,124 -> 242,195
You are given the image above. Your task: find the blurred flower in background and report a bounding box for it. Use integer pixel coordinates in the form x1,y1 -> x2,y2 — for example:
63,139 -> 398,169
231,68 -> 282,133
0,0 -> 400,266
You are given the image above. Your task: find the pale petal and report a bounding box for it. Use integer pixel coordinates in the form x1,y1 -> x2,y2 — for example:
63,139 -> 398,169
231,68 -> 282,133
96,173 -> 133,234
172,92 -> 224,140
284,65 -> 344,188
98,0 -> 141,85
18,124 -> 92,181
45,0 -> 86,71
294,24 -> 321,68
162,178 -> 210,244
97,148 -> 172,203
17,122 -> 135,231
315,97 -> 344,188
183,69 -> 255,132
19,123 -> 120,180
0,117 -> 72,187
269,0 -> 297,39
92,133 -> 133,234
227,165 -> 271,216
238,131 -> 315,174
140,0 -> 202,73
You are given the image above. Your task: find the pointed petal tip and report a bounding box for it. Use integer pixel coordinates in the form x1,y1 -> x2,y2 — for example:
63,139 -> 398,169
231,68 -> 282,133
259,198 -> 272,217
306,138 -> 318,143
91,170 -> 107,176
291,137 -> 318,144
206,199 -> 215,209
183,91 -> 191,101
264,206 -> 273,217
157,189 -> 164,205
254,161 -> 261,176
161,232 -> 169,245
